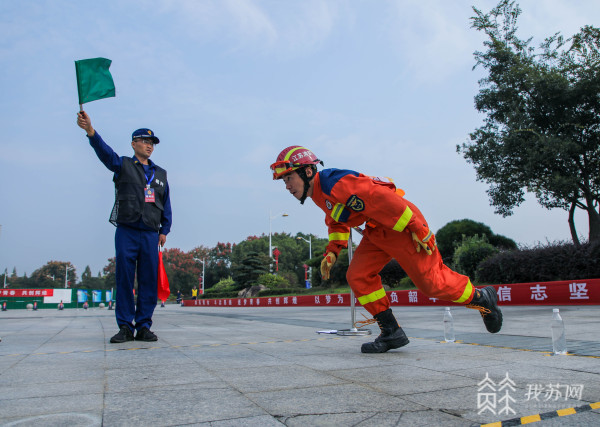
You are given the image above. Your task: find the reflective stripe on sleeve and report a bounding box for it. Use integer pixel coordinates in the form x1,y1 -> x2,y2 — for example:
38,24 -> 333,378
357,288 -> 387,305
453,279 -> 474,303
329,232 -> 349,242
392,207 -> 413,232
331,203 -> 345,222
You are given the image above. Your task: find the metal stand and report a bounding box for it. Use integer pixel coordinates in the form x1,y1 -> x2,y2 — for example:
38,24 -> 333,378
328,229 -> 371,336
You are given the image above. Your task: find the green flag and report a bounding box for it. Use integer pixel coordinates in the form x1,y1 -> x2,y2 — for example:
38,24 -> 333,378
75,57 -> 116,105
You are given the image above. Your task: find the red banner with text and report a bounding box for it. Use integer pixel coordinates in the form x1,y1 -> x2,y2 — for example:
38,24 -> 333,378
0,289 -> 54,298
182,279 -> 600,308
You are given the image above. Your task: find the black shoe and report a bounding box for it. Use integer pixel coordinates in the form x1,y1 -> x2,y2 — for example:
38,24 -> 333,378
110,325 -> 134,343
135,327 -> 158,341
466,286 -> 503,333
361,309 -> 410,353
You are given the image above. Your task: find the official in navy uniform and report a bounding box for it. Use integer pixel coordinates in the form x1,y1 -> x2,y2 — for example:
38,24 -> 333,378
77,111 -> 172,343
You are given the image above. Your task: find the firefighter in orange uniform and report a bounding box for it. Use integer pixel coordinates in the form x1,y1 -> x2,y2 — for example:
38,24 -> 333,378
271,146 -> 503,353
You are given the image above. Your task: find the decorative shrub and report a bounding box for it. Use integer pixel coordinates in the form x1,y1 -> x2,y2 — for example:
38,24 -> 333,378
477,241 -> 600,283
452,235 -> 498,280
257,273 -> 290,289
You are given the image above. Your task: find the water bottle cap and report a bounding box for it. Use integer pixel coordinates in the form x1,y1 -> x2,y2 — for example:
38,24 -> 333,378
553,308 -> 559,313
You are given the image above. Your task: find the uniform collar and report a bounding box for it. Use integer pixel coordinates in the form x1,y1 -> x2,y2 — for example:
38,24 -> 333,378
132,156 -> 155,168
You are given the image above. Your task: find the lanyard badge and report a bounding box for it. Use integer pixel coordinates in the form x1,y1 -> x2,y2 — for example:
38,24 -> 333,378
145,186 -> 155,203
144,170 -> 156,203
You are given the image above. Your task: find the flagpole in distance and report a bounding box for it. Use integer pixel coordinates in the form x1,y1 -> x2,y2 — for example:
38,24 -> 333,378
336,228 -> 371,337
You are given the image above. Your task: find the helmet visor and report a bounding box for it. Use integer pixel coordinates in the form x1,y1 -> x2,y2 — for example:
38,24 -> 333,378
270,160 -> 296,180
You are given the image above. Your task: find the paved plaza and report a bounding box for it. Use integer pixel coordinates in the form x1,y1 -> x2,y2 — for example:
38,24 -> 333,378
0,304 -> 599,426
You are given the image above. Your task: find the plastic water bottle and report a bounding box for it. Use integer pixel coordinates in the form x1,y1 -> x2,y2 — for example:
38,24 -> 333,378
444,307 -> 455,343
551,309 -> 567,355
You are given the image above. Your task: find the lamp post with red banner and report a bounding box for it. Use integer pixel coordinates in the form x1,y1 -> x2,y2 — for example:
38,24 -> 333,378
296,235 -> 312,288
64,265 -> 74,288
194,258 -> 205,295
269,210 -> 288,272
272,248 -> 281,274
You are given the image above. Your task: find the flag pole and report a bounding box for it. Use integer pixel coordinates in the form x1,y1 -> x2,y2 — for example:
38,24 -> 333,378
334,228 -> 371,337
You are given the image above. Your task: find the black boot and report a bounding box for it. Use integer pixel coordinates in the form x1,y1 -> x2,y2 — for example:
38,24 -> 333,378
466,286 -> 503,333
361,309 -> 410,353
110,325 -> 134,343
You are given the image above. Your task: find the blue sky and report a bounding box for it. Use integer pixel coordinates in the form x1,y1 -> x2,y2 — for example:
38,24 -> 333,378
1,0 -> 598,278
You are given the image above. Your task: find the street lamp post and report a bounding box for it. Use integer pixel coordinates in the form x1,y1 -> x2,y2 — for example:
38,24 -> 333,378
65,265 -> 74,288
269,210 -> 288,272
296,235 -> 312,286
193,258 -> 205,295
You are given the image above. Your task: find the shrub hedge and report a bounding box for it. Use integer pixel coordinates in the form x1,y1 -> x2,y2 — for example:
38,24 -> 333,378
476,241 -> 600,284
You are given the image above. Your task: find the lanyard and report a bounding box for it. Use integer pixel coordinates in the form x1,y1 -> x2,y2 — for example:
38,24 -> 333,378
145,170 -> 155,188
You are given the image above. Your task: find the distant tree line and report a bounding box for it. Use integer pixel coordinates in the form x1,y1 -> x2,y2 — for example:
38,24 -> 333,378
4,218 -> 598,295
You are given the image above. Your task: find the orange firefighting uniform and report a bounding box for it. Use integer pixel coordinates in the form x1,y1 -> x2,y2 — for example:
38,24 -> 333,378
311,168 -> 475,316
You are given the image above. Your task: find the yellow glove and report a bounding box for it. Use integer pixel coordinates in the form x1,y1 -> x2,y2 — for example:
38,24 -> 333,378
320,252 -> 337,280
411,228 -> 436,255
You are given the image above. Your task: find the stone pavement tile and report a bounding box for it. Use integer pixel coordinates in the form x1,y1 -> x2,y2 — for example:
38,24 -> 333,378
247,383 -> 427,415
105,363 -> 222,393
204,414 -> 284,426
0,411 -> 103,427
283,352 -> 397,371
384,350 -> 504,373
0,357 -> 22,372
330,365 -> 478,395
283,408 -> 468,427
399,385 -> 485,424
206,415 -> 283,427
104,346 -> 194,368
283,411 -> 402,426
0,360 -> 104,386
102,386 -> 266,426
181,345 -> 294,369
0,335 -> 66,354
235,336 -> 363,358
464,347 -> 597,366
453,360 -> 600,399
1,379 -> 104,400
394,409 -> 471,426
0,393 -> 103,421
375,377 -> 479,397
433,341 -> 528,356
216,364 -> 349,393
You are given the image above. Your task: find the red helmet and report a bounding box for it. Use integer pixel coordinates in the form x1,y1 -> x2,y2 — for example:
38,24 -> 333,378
270,146 -> 322,180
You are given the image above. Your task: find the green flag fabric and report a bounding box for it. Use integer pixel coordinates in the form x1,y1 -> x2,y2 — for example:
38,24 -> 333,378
75,57 -> 116,105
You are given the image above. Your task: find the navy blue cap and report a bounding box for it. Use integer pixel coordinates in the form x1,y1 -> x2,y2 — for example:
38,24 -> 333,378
132,128 -> 160,144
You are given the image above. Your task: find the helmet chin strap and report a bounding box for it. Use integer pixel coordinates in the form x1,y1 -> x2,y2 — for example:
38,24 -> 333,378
297,167 -> 313,205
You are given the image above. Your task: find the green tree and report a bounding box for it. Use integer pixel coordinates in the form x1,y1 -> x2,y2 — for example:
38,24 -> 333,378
436,219 -> 516,262
203,242 -> 234,290
231,233 -> 319,286
231,251 -> 270,288
162,248 -> 200,295
458,0 -> 600,246
103,257 -> 116,290
30,261 -> 77,288
82,265 -> 92,282
80,265 -> 107,290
